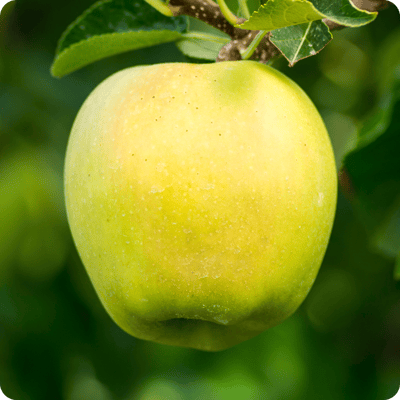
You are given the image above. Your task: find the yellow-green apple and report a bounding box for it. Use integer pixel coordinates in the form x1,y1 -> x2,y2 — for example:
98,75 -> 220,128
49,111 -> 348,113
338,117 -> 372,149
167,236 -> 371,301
64,61 -> 337,351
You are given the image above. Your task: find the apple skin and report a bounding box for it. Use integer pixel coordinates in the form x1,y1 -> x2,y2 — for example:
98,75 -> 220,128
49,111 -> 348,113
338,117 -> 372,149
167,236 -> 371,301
65,61 -> 337,351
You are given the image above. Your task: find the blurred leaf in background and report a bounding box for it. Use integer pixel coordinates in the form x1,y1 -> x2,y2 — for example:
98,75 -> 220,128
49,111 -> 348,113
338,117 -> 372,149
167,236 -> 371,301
0,1 -> 399,400
341,27 -> 400,276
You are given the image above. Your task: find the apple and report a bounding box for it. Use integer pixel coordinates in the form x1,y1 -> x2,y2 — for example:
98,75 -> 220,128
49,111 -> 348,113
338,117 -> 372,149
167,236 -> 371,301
64,61 -> 337,351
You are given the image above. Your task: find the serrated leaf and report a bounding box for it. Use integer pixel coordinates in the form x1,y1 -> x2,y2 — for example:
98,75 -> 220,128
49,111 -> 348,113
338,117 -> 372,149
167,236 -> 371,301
237,0 -> 324,31
176,33 -> 229,60
51,0 -> 187,77
309,0 -> 377,27
237,0 -> 376,31
270,20 -> 332,65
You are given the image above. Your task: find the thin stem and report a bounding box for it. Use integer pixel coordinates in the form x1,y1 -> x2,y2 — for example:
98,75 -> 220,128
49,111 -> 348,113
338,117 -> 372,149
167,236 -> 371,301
240,30 -> 267,60
144,0 -> 174,16
238,0 -> 251,19
216,0 -> 239,25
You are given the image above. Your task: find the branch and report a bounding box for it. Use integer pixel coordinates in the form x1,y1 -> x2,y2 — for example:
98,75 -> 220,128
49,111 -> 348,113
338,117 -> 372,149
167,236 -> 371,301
168,0 -> 389,63
169,0 -> 240,37
351,0 -> 389,11
168,0 -> 280,62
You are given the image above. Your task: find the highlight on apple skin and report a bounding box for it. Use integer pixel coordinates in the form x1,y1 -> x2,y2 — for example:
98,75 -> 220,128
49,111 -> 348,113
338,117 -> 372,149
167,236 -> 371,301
64,61 -> 337,351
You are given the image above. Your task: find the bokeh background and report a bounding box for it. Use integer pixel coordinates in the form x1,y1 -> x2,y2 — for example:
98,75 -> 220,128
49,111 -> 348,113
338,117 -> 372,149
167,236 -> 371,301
1,1 -> 400,399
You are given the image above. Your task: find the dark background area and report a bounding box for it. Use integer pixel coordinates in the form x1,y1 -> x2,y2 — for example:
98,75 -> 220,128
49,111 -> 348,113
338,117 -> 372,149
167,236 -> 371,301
0,1 -> 400,399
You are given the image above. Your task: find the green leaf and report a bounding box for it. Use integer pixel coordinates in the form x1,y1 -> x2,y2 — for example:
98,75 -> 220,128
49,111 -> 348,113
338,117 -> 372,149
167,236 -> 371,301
237,0 -> 376,31
340,28 -> 400,265
342,81 -> 400,259
51,0 -> 187,78
270,20 -> 332,66
175,32 -> 230,60
309,0 -> 377,27
237,0 -> 324,31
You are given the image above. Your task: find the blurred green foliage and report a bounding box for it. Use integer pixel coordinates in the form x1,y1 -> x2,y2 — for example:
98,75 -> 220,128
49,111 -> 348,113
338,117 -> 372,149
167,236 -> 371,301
0,1 -> 399,399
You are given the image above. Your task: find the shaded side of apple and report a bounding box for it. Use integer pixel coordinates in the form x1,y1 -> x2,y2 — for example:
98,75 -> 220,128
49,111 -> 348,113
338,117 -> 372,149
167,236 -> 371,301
65,61 -> 337,351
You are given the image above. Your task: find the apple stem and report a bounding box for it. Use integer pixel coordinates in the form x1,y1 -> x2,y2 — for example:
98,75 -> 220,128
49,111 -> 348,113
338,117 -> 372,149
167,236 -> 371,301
216,30 -> 279,63
240,30 -> 268,60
